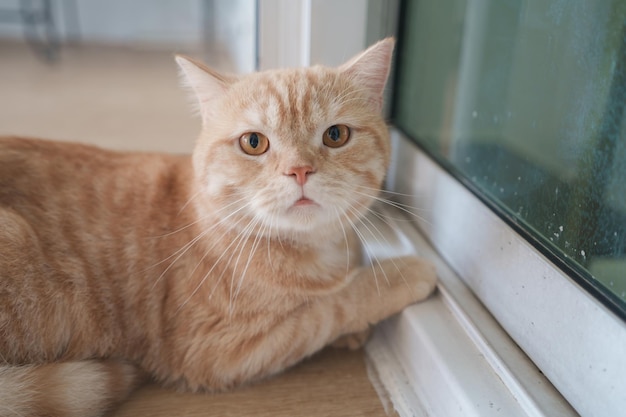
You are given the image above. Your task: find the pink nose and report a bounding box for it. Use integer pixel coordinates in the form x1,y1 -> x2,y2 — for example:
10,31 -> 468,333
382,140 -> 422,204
285,165 -> 315,185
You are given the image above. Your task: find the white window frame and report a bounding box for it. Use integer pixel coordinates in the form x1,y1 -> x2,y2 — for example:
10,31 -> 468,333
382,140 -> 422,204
257,0 -> 368,70
257,2 -> 626,416
380,130 -> 626,416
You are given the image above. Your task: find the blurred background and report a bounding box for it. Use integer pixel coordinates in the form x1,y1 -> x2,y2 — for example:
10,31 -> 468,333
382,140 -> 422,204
0,0 -> 386,153
0,0 -> 258,153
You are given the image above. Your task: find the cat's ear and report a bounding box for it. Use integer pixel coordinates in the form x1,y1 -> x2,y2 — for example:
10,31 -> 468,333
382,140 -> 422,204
175,55 -> 234,122
339,37 -> 395,112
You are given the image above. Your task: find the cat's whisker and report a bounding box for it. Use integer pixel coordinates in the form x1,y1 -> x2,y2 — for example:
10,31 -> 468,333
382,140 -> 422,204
181,204 -> 254,294
203,213 -> 258,309
345,196 -> 398,232
144,194 -> 253,280
354,184 -> 422,198
351,184 -> 428,206
346,205 -> 392,288
346,198 -> 389,239
176,212 -> 258,313
232,216 -> 268,312
365,206 -> 417,223
171,204 -> 250,310
265,215 -> 276,272
176,188 -> 203,216
357,186 -> 429,222
150,194 -> 250,239
347,198 -> 416,292
351,189 -> 431,226
276,218 -> 286,251
345,196 -> 427,295
149,199 -> 253,289
228,216 -> 262,315
342,210 -> 381,296
148,211 -> 213,240
325,189 -> 402,230
333,206 -> 351,277
148,227 -> 212,290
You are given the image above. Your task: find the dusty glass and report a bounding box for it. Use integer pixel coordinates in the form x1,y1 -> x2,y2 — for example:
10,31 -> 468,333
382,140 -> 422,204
393,0 -> 626,316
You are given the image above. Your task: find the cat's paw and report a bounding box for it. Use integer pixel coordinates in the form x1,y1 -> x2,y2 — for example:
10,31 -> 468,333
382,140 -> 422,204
390,256 -> 437,302
331,328 -> 371,350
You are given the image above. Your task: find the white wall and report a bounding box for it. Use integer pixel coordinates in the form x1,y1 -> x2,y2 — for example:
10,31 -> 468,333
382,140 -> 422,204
0,0 -> 257,73
309,0 -> 367,66
203,0 -> 256,73
0,0 -> 202,49
1,0 -> 375,72
258,0 -> 369,70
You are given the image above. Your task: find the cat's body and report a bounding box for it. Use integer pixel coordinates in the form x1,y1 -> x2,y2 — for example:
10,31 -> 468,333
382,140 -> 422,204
0,39 -> 436,417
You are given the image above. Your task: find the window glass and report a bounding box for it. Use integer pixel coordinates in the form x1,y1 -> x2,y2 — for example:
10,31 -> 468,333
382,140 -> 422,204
393,0 -> 626,316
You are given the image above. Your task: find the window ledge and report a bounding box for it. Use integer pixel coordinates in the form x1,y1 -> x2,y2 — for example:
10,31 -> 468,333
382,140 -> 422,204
363,129 -> 626,416
363,203 -> 576,417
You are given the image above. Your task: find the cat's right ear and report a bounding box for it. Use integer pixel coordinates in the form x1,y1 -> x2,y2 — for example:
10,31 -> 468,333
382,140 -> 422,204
175,55 -> 232,123
338,38 -> 395,112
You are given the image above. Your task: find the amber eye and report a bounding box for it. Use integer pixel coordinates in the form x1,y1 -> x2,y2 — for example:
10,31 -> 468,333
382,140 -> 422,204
323,124 -> 351,148
239,132 -> 269,155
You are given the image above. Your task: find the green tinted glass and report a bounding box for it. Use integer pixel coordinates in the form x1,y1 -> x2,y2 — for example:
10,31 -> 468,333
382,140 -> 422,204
394,0 -> 626,316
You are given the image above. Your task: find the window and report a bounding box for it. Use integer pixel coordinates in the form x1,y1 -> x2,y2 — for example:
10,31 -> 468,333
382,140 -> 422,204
394,0 -> 626,317
386,0 -> 626,415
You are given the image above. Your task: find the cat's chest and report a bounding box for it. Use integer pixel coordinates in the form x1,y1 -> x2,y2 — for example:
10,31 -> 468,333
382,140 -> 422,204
260,238 -> 351,277
223,234 -> 355,283
266,234 -> 361,285
177,222 -> 360,299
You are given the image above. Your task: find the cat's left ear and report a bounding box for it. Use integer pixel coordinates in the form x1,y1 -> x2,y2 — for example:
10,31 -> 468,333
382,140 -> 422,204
175,55 -> 234,123
339,37 -> 395,112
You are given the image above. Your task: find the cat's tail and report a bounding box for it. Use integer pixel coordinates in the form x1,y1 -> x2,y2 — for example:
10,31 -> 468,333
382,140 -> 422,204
0,359 -> 144,417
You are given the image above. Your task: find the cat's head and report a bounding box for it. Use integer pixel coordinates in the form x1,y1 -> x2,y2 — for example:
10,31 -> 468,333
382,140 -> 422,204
176,38 -> 394,238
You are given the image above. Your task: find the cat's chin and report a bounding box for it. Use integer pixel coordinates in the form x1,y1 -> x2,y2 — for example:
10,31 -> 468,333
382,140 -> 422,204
292,197 -> 318,208
275,202 -> 334,234
285,202 -> 322,222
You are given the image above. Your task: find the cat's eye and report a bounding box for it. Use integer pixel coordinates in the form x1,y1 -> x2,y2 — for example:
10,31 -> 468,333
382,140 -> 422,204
239,132 -> 269,155
323,124 -> 351,148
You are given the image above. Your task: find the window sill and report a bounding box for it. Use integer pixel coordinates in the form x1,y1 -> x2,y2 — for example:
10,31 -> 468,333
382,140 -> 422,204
363,203 -> 575,417
364,129 -> 626,416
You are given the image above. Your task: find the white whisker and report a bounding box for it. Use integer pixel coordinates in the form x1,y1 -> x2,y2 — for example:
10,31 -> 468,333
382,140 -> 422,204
265,214 -> 276,272
180,204 -> 253,289
342,210 -> 381,296
349,199 -> 414,291
149,198 -> 252,289
351,189 -> 431,226
150,194 -> 250,239
176,187 -> 203,216
232,216 -> 268,310
333,206 -> 351,276
354,184 -> 422,198
174,205 -> 256,312
228,216 -> 262,314
346,205 -> 391,287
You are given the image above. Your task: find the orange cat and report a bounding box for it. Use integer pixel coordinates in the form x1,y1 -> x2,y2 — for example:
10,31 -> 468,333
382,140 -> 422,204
0,38 -> 436,417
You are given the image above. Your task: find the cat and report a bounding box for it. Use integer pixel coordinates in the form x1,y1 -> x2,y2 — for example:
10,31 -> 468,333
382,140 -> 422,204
0,38 -> 436,417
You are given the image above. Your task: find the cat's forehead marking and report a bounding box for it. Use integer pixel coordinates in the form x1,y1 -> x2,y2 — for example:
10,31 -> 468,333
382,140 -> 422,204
237,68 -> 340,139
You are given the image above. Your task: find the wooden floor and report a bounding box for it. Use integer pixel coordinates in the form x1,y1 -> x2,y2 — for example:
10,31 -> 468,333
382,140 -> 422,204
1,41 -> 392,417
0,41 -> 198,153
113,348 -> 390,417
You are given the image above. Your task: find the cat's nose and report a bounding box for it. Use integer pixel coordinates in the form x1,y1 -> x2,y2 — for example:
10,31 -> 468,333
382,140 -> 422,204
285,165 -> 316,185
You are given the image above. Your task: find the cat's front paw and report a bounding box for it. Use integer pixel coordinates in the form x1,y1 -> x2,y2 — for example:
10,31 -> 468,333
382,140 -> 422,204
331,328 -> 371,350
326,256 -> 437,345
389,256 -> 437,303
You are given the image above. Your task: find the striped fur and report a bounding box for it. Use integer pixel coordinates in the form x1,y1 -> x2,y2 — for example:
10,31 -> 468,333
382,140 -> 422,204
0,38 -> 436,417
